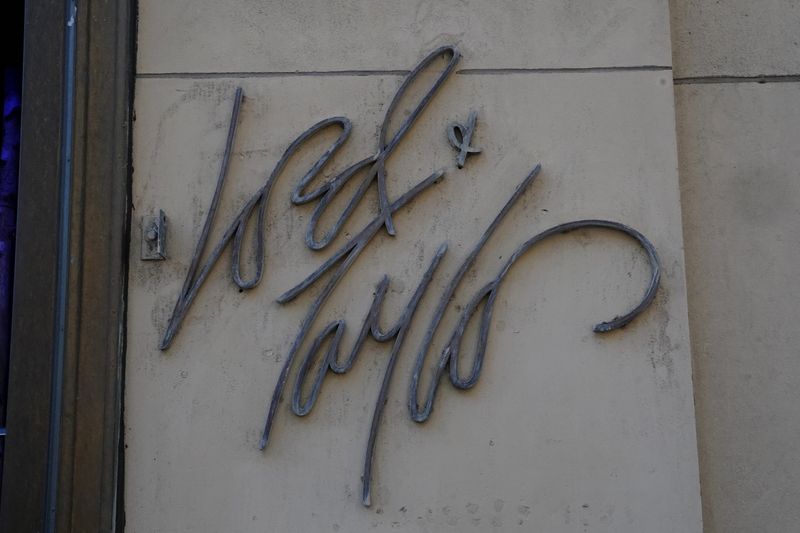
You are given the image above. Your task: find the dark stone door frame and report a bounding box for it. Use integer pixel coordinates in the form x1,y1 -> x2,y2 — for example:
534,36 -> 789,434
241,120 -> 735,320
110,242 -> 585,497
0,0 -> 134,531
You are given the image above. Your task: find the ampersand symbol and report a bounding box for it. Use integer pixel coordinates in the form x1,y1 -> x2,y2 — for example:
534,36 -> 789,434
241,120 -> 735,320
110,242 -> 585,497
447,110 -> 481,168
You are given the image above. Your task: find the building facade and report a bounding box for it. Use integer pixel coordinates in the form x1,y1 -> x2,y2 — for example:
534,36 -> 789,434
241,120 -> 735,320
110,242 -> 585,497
1,1 -> 798,532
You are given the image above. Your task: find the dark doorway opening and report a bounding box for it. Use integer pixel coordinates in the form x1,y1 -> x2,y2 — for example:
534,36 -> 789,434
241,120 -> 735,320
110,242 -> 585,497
0,0 -> 24,503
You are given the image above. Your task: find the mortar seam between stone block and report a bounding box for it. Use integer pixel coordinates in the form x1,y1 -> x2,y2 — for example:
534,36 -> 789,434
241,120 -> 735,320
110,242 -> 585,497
674,74 -> 800,85
135,65 -> 673,80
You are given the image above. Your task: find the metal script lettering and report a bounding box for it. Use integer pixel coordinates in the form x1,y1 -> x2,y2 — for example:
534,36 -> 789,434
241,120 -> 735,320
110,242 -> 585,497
159,45 -> 661,507
447,110 -> 481,168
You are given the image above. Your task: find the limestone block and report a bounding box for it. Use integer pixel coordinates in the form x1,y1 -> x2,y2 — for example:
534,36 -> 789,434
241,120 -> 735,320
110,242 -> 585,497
137,0 -> 672,74
671,0 -> 800,77
126,69 -> 700,532
675,83 -> 800,533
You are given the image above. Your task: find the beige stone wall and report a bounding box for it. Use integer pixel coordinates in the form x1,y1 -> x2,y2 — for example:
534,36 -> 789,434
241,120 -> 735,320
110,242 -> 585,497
126,2 -> 703,532
670,2 -> 800,532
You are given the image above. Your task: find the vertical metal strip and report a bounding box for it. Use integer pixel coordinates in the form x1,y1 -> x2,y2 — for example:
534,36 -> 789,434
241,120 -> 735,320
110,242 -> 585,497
44,0 -> 77,530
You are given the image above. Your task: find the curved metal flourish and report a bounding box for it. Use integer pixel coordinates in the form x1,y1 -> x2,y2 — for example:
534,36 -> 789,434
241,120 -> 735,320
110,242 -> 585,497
257,45 -> 462,448
156,44 -> 664,509
447,110 -> 481,168
262,163 -> 660,507
406,168 -> 661,423
418,219 -> 660,418
374,44 -> 460,235
287,244 -> 449,506
159,111 -> 353,350
160,45 -> 461,351
258,169 -> 444,450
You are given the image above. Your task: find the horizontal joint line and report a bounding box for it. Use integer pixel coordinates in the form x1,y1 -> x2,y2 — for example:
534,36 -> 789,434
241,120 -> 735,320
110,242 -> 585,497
457,65 -> 672,75
136,65 -> 673,80
674,75 -> 800,85
137,70 -> 411,79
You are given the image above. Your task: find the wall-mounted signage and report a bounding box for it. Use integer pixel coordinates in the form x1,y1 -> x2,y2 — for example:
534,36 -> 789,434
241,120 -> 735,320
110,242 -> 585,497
157,45 -> 660,507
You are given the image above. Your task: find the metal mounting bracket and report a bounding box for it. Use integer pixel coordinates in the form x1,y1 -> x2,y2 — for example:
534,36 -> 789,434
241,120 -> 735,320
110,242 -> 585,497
141,210 -> 167,261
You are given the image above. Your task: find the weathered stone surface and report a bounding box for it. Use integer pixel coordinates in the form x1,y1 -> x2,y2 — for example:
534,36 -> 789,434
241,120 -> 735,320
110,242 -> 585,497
671,0 -> 800,77
126,70 -> 700,532
675,83 -> 800,533
137,0 -> 672,73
